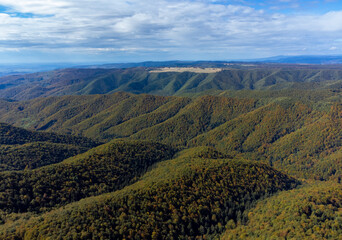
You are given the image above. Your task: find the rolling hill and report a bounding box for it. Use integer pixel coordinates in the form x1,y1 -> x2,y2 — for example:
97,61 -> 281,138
0,93 -> 258,142
0,140 -> 175,214
1,66 -> 342,100
0,147 -> 298,239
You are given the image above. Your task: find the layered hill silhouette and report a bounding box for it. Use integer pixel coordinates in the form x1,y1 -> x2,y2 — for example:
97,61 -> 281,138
0,146 -> 298,239
1,66 -> 342,100
0,140 -> 175,214
0,123 -> 98,171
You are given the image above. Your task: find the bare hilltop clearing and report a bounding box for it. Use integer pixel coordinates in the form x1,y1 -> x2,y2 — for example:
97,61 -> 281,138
149,67 -> 222,73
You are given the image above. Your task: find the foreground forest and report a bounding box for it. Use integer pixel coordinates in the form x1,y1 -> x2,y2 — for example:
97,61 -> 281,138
0,65 -> 341,239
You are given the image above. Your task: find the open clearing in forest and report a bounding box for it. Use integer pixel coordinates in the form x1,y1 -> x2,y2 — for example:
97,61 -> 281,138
149,67 -> 222,73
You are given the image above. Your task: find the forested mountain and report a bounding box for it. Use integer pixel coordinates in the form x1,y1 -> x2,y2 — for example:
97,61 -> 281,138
0,93 -> 258,141
0,140 -> 175,214
0,123 -> 98,171
0,147 -> 298,239
1,65 -> 342,100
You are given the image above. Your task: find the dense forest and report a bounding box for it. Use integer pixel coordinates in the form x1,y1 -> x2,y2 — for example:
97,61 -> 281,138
0,140 -> 175,214
0,148 -> 298,239
222,181 -> 342,239
1,65 -> 342,100
0,123 -> 99,171
0,65 -> 341,239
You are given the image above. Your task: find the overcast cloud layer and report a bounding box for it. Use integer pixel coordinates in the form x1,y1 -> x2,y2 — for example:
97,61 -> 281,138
0,0 -> 342,63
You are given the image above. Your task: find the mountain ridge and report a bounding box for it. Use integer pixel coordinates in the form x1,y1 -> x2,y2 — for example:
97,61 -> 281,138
1,66 -> 342,100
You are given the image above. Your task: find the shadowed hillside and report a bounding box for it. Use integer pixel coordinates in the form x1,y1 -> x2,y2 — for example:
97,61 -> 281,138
0,140 -> 175,215
0,123 -> 99,171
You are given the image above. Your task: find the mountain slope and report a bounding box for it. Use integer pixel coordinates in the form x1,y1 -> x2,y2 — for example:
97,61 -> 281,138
0,140 -> 175,214
0,122 -> 97,146
191,103 -> 342,180
0,150 -> 298,239
222,181 -> 342,240
1,66 -> 342,100
129,95 -> 257,145
0,93 -> 257,142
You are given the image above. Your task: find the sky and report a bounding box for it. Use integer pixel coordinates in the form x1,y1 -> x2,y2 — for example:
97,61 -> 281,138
1,0 -> 342,64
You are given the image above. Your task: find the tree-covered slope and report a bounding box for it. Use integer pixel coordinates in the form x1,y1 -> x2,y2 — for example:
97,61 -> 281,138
1,66 -> 342,100
191,103 -> 342,180
222,181 -> 342,240
0,149 -> 298,239
265,104 -> 342,180
0,93 -> 341,181
191,101 -> 316,156
0,142 -> 90,171
0,123 -> 99,171
0,140 -> 175,214
129,95 -> 257,145
0,93 -> 257,142
218,88 -> 342,106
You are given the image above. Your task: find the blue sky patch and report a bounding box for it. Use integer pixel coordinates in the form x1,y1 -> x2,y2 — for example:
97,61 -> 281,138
9,12 -> 53,18
0,5 -> 9,12
0,4 -> 52,18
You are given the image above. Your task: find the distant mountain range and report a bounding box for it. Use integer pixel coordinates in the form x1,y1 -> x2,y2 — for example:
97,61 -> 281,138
1,55 -> 342,78
256,55 -> 342,64
81,55 -> 342,69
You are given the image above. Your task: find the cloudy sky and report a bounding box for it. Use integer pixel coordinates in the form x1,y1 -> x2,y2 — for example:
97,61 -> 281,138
0,0 -> 342,63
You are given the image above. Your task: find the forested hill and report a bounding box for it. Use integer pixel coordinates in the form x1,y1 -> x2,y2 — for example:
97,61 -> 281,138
0,93 -> 258,141
1,66 -> 342,100
0,123 -> 99,171
0,140 -> 175,214
0,148 -> 298,239
0,122 -> 98,146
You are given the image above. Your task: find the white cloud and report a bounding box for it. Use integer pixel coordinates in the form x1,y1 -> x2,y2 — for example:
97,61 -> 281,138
0,0 -> 341,61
